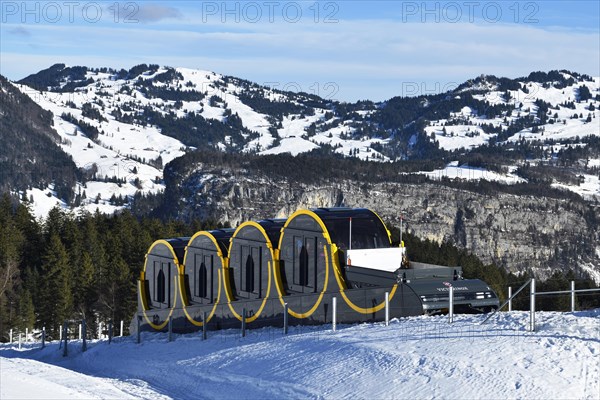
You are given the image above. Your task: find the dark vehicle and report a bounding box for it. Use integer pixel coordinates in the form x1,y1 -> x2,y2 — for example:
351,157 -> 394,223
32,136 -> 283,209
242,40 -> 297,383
133,208 -> 499,333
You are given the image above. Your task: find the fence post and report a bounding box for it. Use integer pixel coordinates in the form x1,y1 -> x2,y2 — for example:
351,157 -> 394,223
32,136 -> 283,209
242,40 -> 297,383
168,318 -> 173,342
108,321 -> 113,344
571,281 -> 575,312
508,286 -> 512,312
59,325 -> 62,342
283,303 -> 289,335
62,321 -> 68,357
385,292 -> 390,326
98,322 -> 103,340
529,279 -> 536,332
136,316 -> 141,344
202,312 -> 207,341
18,333 -> 22,350
82,320 -> 87,352
9,329 -> 12,344
26,328 -> 29,342
120,320 -> 124,337
41,327 -> 46,349
332,297 -> 337,332
449,286 -> 454,324
79,323 -> 82,340
242,308 -> 246,338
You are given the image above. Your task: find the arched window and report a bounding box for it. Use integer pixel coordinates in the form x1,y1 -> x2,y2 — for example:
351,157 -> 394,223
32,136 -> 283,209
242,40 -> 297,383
245,255 -> 254,293
299,245 -> 309,286
156,269 -> 165,303
199,262 -> 208,298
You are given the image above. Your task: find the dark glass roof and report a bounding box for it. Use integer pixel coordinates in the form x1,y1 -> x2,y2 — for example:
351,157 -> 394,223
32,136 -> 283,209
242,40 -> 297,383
309,208 -> 390,249
255,218 -> 287,245
164,237 -> 191,263
206,229 -> 235,254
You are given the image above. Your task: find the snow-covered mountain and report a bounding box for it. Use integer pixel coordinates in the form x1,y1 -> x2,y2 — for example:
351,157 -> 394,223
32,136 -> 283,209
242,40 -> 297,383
5,64 -> 600,216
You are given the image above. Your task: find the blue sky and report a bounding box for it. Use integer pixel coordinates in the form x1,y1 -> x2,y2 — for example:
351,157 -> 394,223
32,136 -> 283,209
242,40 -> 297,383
1,1 -> 598,101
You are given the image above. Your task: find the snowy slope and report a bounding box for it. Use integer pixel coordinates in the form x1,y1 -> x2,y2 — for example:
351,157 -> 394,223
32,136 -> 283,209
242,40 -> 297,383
14,75 -> 186,217
15,65 -> 387,217
2,310 -> 599,399
413,161 -> 525,184
0,357 -> 167,400
552,174 -> 600,202
11,66 -> 600,218
432,75 -> 600,151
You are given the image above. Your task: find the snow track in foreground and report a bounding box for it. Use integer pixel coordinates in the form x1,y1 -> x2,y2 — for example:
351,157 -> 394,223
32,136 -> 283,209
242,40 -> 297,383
1,310 -> 599,399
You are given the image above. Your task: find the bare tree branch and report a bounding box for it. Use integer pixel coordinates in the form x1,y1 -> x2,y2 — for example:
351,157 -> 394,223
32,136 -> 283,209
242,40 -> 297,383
0,259 -> 19,299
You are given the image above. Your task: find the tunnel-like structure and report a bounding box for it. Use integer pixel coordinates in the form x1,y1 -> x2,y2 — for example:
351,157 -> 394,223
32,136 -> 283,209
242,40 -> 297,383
276,208 -> 422,322
139,238 -> 189,330
278,207 -> 392,293
133,208 -> 499,333
181,229 -> 234,326
224,219 -> 285,322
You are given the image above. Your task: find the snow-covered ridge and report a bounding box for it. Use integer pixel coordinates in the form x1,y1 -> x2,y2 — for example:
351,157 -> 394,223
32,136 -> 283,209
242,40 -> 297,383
1,310 -> 599,399
15,64 -> 391,217
14,76 -> 185,217
428,77 -> 599,152
13,65 -> 600,217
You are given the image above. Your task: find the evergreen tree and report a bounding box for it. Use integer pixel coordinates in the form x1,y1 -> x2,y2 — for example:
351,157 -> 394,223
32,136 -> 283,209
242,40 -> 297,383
74,251 -> 97,320
99,255 -> 134,325
62,217 -> 88,318
38,234 -> 73,336
16,289 -> 35,332
0,195 -> 23,336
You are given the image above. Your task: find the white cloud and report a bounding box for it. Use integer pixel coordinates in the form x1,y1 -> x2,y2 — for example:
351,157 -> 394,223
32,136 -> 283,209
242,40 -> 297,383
133,4 -> 182,23
8,26 -> 31,37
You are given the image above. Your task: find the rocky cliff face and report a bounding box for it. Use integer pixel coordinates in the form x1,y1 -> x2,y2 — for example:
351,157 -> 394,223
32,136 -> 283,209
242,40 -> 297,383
168,163 -> 600,281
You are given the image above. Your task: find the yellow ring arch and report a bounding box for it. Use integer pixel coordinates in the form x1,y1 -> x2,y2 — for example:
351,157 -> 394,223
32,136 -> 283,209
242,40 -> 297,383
277,209 -> 334,251
276,210 -> 398,315
225,221 -> 276,322
181,272 -> 222,327
273,209 -> 335,318
140,240 -> 181,330
371,209 -> 393,245
180,232 -> 228,326
275,209 -> 334,289
331,243 -> 399,314
273,245 -> 330,318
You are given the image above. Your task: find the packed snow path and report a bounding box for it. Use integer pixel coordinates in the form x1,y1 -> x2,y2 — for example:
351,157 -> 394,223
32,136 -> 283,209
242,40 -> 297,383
2,311 -> 599,399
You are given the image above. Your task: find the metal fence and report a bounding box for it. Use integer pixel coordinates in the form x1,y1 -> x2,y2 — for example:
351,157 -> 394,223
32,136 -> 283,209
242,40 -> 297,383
6,281 -> 599,353
6,319 -> 126,355
528,279 -> 600,331
482,279 -> 600,331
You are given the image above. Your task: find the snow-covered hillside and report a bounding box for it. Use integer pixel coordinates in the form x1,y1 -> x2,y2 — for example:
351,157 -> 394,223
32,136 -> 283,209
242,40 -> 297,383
2,310 -> 599,399
14,65 -> 390,216
413,160 -> 526,184
427,74 -> 600,151
10,66 -> 600,217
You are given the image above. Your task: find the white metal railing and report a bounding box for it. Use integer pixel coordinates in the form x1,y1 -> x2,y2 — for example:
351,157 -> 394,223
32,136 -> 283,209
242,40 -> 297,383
448,286 -> 454,323
7,319 -> 126,349
481,279 -> 532,325
10,281 -> 596,348
530,280 -> 600,331
530,279 -> 535,331
481,279 -> 600,330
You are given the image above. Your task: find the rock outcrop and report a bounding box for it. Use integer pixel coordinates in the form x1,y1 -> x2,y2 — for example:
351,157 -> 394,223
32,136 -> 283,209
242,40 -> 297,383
167,163 -> 600,280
